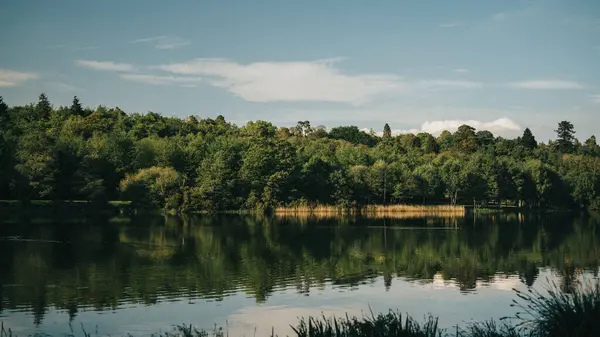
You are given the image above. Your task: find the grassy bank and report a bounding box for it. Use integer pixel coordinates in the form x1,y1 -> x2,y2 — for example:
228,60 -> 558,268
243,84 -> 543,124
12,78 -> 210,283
2,280 -> 598,336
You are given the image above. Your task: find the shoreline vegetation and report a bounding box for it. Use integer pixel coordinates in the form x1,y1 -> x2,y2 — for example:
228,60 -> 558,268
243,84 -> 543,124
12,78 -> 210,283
2,94 -> 600,215
1,280 -> 599,336
1,200 -> 573,219
274,204 -> 466,216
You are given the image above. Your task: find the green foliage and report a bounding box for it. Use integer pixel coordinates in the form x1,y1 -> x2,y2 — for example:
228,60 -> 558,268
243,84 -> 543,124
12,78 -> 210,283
120,166 -> 183,210
555,121 -> 576,153
1,94 -> 599,211
383,123 -> 392,140
329,126 -> 377,146
520,128 -> 537,150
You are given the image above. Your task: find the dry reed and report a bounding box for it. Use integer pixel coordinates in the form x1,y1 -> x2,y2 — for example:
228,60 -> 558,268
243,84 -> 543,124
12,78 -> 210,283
274,204 -> 465,219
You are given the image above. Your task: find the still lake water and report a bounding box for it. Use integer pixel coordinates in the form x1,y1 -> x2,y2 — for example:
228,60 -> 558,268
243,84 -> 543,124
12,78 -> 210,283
1,212 -> 599,335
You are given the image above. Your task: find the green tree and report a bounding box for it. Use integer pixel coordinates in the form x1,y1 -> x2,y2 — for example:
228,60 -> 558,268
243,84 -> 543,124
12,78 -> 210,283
383,123 -> 392,140
0,97 -> 15,199
555,121 -> 575,153
70,96 -> 84,117
417,132 -> 439,154
437,130 -> 455,152
520,127 -> 537,150
454,125 -> 478,153
120,166 -> 183,210
296,120 -> 312,137
476,130 -> 495,147
329,126 -> 376,146
36,93 -> 52,121
583,136 -> 600,157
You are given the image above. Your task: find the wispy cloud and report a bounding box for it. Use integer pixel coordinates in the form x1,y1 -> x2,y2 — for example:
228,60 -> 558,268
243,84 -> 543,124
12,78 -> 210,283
419,79 -> 482,89
510,80 -> 586,89
0,69 -> 38,87
131,35 -> 190,50
439,22 -> 462,28
453,68 -> 470,74
591,94 -> 600,104
76,60 -> 134,72
156,58 -> 404,105
119,73 -> 202,86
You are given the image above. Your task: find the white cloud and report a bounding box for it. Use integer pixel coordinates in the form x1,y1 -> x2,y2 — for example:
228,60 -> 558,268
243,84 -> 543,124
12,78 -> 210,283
156,58 -> 404,105
119,73 -> 202,86
510,80 -> 585,89
364,118 -> 521,137
76,60 -> 134,72
131,35 -> 190,50
439,22 -> 462,28
591,94 -> 600,103
0,69 -> 38,87
453,68 -> 470,73
420,117 -> 521,134
419,79 -> 482,89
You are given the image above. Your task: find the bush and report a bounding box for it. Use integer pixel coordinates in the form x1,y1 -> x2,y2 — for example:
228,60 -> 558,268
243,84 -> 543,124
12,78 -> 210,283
120,166 -> 183,210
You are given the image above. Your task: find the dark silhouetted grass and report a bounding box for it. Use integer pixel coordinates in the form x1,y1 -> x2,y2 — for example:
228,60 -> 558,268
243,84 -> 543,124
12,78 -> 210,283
510,278 -> 600,337
291,311 -> 442,337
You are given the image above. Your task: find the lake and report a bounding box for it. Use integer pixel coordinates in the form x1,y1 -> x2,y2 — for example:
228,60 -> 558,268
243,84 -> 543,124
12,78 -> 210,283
1,212 -> 599,336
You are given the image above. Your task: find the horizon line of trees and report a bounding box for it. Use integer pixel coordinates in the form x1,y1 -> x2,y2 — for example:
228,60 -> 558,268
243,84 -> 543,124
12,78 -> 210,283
1,93 -> 600,212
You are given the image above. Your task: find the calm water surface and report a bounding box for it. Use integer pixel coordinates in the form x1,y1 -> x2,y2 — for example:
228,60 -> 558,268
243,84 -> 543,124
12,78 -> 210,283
1,213 -> 599,336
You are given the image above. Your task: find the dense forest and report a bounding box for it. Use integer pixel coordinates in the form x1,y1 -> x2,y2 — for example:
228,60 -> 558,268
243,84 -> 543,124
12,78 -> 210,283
1,94 -> 600,212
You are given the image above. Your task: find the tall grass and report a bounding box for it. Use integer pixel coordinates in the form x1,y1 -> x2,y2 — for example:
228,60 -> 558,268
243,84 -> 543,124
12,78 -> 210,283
292,311 -> 442,337
274,204 -> 466,219
510,278 -> 600,337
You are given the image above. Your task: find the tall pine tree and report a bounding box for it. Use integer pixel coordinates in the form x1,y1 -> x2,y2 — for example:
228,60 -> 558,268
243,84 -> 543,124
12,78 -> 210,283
555,121 -> 575,153
520,127 -> 537,149
383,123 -> 392,139
36,93 -> 52,120
70,96 -> 84,117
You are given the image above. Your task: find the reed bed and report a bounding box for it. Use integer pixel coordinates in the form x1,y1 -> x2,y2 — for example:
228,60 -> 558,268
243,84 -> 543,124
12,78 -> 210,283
361,205 -> 465,217
274,204 -> 466,219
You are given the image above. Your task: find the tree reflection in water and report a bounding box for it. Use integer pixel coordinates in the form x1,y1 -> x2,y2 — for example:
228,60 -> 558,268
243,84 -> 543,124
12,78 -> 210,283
0,212 -> 599,326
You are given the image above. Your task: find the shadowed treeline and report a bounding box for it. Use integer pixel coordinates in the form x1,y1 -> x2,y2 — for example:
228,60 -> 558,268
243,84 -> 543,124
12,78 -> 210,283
1,212 -> 599,326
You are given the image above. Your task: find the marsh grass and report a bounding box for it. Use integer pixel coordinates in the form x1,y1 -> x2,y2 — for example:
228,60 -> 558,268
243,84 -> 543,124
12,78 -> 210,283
274,204 -> 465,219
292,311 -> 443,337
510,278 -> 600,337
460,320 -> 525,337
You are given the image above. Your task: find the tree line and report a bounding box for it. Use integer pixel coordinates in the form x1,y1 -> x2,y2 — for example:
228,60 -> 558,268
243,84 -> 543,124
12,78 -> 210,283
1,94 -> 600,211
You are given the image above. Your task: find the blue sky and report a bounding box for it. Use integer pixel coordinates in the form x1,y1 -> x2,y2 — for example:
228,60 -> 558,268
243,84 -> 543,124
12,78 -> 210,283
1,0 -> 599,140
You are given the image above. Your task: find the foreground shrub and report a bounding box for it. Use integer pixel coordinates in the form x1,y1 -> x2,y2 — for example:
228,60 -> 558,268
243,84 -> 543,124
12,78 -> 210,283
120,166 -> 183,210
511,279 -> 600,337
